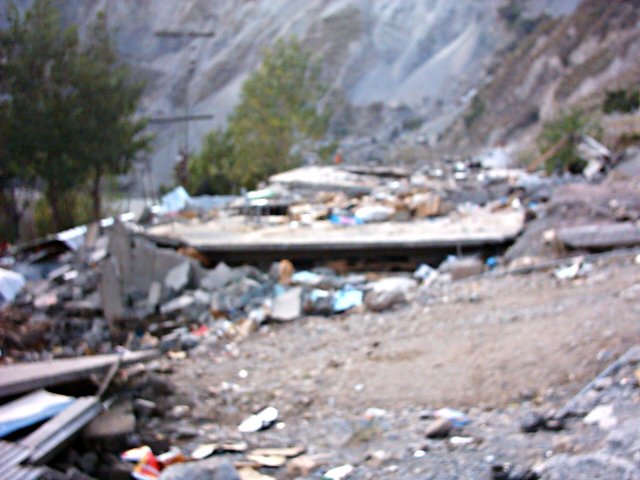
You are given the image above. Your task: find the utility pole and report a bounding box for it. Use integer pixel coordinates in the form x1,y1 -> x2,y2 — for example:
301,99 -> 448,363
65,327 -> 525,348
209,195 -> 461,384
153,29 -> 215,187
154,29 -> 215,157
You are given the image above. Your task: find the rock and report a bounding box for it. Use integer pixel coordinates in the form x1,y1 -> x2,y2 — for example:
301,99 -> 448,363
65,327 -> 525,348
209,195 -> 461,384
364,289 -> 405,312
159,331 -> 182,352
33,291 -> 59,311
96,462 -> 133,480
539,452 -> 638,479
544,417 -> 565,431
78,451 -> 99,475
169,405 -> 190,419
490,463 -> 539,480
425,418 -> 453,438
165,262 -> 191,293
159,459 -> 240,480
322,464 -> 354,479
364,276 -> 417,311
520,411 -> 545,433
237,468 -> 275,480
285,455 -> 320,477
439,256 -> 485,280
83,403 -> 136,451
270,287 -> 302,322
134,398 -> 157,417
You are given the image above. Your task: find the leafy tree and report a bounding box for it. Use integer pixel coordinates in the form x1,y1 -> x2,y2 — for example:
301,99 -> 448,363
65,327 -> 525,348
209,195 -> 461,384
187,129 -> 235,195
75,12 -> 150,220
538,109 -> 601,174
3,0 -> 84,231
2,1 -> 150,234
226,38 -> 330,190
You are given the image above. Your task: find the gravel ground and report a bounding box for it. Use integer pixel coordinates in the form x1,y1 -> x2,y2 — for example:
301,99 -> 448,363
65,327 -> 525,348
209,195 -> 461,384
143,251 -> 640,479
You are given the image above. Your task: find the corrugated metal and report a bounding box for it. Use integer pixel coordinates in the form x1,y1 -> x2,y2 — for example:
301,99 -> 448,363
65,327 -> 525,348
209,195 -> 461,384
21,397 -> 102,465
0,440 -> 30,468
0,465 -> 44,480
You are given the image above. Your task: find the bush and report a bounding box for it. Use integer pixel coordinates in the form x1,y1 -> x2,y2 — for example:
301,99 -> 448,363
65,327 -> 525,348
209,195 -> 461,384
537,110 -> 601,174
603,89 -> 640,114
34,192 -> 94,237
464,96 -> 485,127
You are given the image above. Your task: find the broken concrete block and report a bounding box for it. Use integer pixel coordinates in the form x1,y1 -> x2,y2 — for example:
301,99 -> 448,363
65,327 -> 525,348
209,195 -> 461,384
99,258 -> 124,322
165,262 -> 191,293
354,205 -> 394,223
160,294 -> 195,315
33,292 -> 59,311
200,262 -> 233,291
148,281 -> 163,309
193,289 -> 212,305
83,402 -> 136,450
108,221 -> 133,286
270,287 -> 303,322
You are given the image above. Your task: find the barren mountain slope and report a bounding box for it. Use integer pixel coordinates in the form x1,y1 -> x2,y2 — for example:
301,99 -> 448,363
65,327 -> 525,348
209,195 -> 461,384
4,0 -> 580,184
443,0 -> 640,153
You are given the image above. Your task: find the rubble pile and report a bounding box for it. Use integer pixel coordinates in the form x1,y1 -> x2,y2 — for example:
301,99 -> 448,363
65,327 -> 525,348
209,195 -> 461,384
2,216 -> 479,365
1,141 -> 640,479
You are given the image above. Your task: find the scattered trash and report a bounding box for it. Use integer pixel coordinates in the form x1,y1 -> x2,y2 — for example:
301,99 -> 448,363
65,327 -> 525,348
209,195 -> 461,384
238,406 -> 279,433
554,258 -> 591,280
449,436 -> 475,447
333,288 -> 364,313
0,267 -> 26,304
434,407 -> 471,427
584,404 -> 617,430
0,389 -> 74,438
322,464 -> 354,480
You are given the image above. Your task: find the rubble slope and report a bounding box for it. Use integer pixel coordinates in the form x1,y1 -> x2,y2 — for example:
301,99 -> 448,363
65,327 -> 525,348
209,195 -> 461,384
443,0 -> 640,153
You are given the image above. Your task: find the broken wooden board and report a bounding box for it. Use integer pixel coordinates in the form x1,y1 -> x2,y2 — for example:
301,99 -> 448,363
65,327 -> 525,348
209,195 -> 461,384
0,350 -> 159,398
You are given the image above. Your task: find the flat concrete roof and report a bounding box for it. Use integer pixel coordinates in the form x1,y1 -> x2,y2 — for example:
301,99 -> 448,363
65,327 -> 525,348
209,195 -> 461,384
145,208 -> 525,257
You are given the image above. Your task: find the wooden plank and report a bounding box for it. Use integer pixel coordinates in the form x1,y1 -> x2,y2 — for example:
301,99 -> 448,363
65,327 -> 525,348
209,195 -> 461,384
0,350 -> 158,398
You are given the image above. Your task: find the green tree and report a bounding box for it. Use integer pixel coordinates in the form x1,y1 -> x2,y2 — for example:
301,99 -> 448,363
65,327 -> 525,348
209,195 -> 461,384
3,0 -> 84,231
226,37 -> 330,190
187,129 -> 235,195
76,12 -> 150,220
2,1 -> 150,234
538,109 -> 601,174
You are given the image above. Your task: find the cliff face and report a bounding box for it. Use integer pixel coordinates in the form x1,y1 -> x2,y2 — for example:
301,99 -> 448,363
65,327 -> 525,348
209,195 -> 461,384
4,0 -> 580,183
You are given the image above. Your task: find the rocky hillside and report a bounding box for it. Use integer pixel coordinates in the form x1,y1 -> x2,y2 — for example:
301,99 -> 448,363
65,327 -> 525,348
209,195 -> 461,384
442,0 -> 640,154
5,0 -> 581,185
